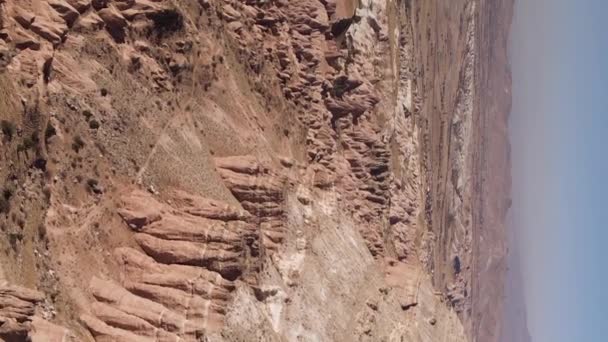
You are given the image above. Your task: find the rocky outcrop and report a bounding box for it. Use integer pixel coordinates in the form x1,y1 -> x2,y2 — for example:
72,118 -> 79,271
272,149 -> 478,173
0,285 -> 44,340
82,189 -> 259,340
214,156 -> 286,253
216,0 -> 408,261
0,284 -> 72,341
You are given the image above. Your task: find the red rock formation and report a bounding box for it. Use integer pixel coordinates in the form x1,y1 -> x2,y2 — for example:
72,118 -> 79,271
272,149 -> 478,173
215,0 -> 405,260
0,284 -> 72,341
82,189 -> 259,340
0,285 -> 44,340
214,156 -> 286,253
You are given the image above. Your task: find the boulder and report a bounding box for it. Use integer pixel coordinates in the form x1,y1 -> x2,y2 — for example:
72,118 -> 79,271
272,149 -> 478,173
29,19 -> 68,44
66,0 -> 92,13
49,0 -> 81,27
98,5 -> 128,41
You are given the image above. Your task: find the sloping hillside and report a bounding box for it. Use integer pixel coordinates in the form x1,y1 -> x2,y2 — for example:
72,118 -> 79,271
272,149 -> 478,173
0,1 -> 512,341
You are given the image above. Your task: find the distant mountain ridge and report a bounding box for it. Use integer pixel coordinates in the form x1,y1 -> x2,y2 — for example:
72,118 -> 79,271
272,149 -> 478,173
500,211 -> 532,342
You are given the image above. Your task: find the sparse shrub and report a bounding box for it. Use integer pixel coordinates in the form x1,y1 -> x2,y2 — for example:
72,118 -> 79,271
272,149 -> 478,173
3,185 -> 14,200
33,158 -> 47,171
1,120 -> 16,141
9,231 -> 22,250
22,136 -> 36,150
86,178 -> 98,189
38,223 -> 47,240
0,196 -> 9,214
45,123 -> 57,140
149,8 -> 184,37
453,256 -> 462,274
42,185 -> 51,201
72,135 -> 85,152
86,178 -> 103,194
82,109 -> 93,121
89,119 -> 100,130
17,133 -> 37,154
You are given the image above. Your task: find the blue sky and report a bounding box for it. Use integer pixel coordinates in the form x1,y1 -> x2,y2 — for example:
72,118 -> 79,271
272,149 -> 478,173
510,0 -> 608,341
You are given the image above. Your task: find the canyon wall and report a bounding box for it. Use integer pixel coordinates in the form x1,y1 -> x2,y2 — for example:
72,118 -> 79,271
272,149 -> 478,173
0,0 -> 512,341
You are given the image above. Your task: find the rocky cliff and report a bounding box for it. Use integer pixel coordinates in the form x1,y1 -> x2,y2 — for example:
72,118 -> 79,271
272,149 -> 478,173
0,0 -> 512,341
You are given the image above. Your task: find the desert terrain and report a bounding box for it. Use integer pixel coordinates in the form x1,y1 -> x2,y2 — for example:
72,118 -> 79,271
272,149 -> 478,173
0,0 -> 512,341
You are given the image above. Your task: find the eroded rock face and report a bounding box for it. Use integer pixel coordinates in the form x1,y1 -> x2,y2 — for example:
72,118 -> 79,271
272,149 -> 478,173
218,0 -> 413,262
82,189 -> 258,340
0,284 -> 73,341
0,285 -> 44,340
0,0 -> 513,341
214,156 -> 286,253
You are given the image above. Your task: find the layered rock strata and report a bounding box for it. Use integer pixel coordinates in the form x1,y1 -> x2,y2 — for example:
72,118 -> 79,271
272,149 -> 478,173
0,284 -> 73,341
214,156 -> 286,254
82,189 -> 258,340
0,0 -> 513,341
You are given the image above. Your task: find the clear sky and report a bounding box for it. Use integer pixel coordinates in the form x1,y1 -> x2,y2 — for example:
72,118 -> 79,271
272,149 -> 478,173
510,0 -> 608,341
